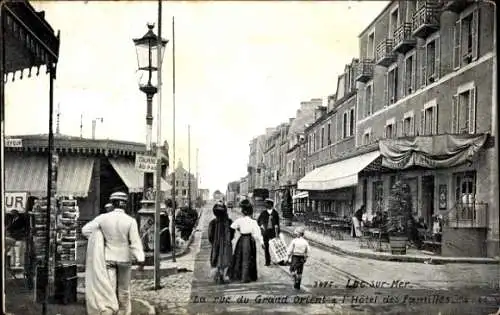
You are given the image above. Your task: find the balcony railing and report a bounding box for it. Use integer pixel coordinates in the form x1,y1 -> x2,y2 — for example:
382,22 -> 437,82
375,39 -> 397,67
443,202 -> 489,228
393,23 -> 416,54
440,0 -> 472,13
412,1 -> 440,39
355,59 -> 374,83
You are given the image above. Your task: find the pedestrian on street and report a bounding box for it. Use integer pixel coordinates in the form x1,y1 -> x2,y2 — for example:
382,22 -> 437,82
82,191 -> 145,315
230,199 -> 264,283
287,226 -> 310,290
257,198 -> 281,266
208,202 -> 235,284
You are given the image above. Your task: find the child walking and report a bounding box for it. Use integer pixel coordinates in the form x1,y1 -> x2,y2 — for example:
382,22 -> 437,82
286,226 -> 310,290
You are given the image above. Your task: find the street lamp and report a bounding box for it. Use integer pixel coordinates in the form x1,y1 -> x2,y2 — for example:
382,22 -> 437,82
133,23 -> 168,266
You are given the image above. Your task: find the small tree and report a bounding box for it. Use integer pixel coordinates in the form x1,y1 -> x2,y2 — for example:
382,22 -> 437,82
386,180 -> 413,237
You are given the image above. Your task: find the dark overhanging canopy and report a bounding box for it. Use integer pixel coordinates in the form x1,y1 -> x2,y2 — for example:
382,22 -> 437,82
1,1 -> 61,314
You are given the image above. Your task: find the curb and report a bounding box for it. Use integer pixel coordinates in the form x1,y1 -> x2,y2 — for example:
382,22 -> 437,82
281,228 -> 500,265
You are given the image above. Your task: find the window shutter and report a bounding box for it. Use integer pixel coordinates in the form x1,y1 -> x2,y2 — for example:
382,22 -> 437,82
411,115 -> 416,136
420,109 -> 425,135
451,94 -> 458,133
395,121 -> 401,138
433,105 -> 438,135
421,46 -> 427,87
469,87 -> 477,133
384,72 -> 389,107
411,54 -> 417,93
472,8 -> 479,61
453,20 -> 461,69
435,37 -> 441,80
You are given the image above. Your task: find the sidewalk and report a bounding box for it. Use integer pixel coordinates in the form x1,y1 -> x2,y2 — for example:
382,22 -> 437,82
281,221 -> 500,264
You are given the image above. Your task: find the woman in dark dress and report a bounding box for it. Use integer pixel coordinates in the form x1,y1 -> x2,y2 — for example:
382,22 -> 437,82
208,202 -> 235,283
230,200 -> 264,283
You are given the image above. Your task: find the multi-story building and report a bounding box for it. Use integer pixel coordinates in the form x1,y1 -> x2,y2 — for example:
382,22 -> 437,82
247,134 -> 266,193
285,98 -> 323,212
298,60 -> 360,218
168,160 -> 198,207
199,188 -> 210,203
226,180 -> 240,205
262,127 -> 279,199
239,176 -> 249,197
352,0 -> 496,257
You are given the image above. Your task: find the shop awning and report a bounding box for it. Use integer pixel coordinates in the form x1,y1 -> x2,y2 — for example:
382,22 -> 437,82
5,155 -> 95,197
379,134 -> 488,170
297,150 -> 380,191
109,158 -> 171,194
292,191 -> 309,200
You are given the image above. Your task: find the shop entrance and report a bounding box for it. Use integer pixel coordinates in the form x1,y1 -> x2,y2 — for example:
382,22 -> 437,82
422,175 -> 435,225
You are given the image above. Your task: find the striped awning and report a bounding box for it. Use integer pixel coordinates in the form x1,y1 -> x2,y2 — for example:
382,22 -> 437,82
109,158 -> 171,194
5,155 -> 95,197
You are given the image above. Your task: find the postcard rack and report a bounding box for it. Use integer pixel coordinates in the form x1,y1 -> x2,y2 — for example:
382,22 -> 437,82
56,199 -> 79,264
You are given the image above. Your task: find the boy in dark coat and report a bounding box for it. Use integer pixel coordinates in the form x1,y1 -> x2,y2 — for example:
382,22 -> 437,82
257,198 -> 280,266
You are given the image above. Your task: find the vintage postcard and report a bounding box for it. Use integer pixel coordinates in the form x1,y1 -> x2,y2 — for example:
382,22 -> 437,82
1,0 -> 499,314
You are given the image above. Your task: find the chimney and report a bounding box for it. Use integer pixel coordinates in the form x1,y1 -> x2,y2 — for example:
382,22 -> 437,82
314,106 -> 327,120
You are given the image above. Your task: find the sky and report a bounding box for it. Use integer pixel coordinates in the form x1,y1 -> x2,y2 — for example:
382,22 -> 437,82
5,1 -> 389,195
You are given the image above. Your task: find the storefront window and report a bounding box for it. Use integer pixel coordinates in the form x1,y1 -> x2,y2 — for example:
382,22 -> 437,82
454,171 -> 476,220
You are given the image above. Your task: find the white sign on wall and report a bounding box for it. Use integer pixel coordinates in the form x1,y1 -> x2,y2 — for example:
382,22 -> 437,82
135,154 -> 158,172
5,192 -> 28,212
5,138 -> 22,148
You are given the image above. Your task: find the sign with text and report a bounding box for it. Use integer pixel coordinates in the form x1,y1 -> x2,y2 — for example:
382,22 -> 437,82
5,138 -> 22,147
5,192 -> 28,212
135,154 -> 157,172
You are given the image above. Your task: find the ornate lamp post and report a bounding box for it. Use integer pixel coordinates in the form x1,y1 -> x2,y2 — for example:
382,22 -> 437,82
133,23 -> 168,266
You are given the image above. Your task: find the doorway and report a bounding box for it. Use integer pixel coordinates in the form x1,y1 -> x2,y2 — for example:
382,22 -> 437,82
422,175 -> 435,225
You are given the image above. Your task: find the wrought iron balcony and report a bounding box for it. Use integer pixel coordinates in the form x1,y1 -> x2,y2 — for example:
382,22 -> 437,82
412,1 -> 440,39
443,202 -> 489,228
440,0 -> 472,13
355,59 -> 374,83
393,23 -> 417,54
375,39 -> 397,67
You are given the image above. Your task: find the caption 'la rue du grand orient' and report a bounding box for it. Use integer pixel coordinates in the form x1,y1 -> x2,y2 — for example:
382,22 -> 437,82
313,279 -> 411,289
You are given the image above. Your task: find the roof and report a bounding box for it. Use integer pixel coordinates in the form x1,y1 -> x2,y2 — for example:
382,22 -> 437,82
358,1 -> 393,38
5,134 -> 147,157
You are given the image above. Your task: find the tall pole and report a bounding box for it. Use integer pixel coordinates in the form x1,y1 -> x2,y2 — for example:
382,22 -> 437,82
196,148 -> 199,201
43,61 -> 55,315
153,0 -> 163,290
188,125 -> 191,210
0,4 -> 6,314
171,16 -> 176,262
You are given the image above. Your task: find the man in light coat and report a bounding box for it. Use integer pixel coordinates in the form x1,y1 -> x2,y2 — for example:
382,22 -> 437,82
82,192 -> 144,315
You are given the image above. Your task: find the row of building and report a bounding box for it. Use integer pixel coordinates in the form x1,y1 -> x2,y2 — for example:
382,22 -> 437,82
244,0 -> 497,258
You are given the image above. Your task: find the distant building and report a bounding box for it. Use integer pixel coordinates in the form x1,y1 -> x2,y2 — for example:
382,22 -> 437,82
167,160 -> 198,207
199,188 -> 210,202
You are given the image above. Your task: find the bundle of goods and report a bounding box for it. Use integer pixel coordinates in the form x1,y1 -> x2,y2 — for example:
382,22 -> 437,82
32,199 -> 57,264
56,199 -> 79,263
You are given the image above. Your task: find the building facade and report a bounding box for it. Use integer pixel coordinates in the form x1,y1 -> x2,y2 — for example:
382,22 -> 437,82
351,0 -> 497,257
244,0 -> 497,258
285,99 -> 323,212
299,61 -> 359,218
168,160 -> 198,207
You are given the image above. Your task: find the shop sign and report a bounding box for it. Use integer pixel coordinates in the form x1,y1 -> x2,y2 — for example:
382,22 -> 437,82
5,192 -> 28,212
5,138 -> 22,147
135,154 -> 157,172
